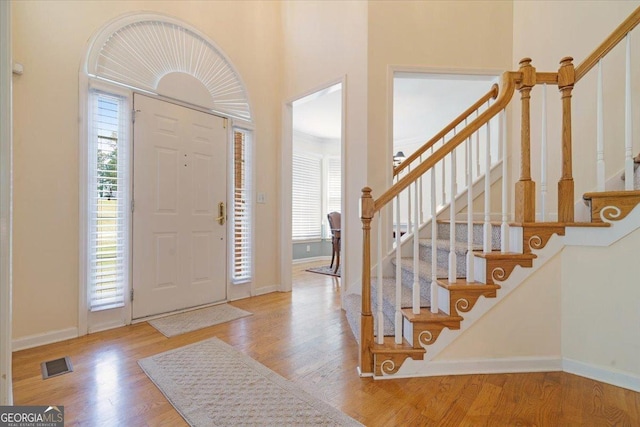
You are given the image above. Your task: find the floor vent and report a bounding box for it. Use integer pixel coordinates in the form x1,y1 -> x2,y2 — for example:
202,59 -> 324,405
41,356 -> 73,379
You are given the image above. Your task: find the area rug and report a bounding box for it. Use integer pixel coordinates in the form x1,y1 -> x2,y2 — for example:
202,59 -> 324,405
305,265 -> 341,277
148,304 -> 252,337
138,337 -> 363,426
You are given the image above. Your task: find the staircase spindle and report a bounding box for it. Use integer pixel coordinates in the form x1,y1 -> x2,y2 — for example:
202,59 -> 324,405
376,210 -> 384,344
541,84 -> 548,221
597,60 -> 605,191
466,119 -> 475,281
500,109 -> 509,253
483,101 -> 493,253
441,137 -> 447,207
407,165 -> 412,235
430,164 -> 438,314
475,110 -> 481,179
413,180 -> 420,314
394,194 -> 402,344
419,154 -> 424,223
448,132 -> 457,283
625,34 -> 634,189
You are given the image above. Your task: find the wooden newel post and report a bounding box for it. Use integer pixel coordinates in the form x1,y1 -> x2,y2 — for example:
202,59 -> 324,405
359,187 -> 375,376
558,57 -> 575,223
515,57 -> 537,223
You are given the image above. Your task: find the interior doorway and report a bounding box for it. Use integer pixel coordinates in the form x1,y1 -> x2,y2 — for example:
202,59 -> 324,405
290,83 -> 343,279
132,94 -> 228,319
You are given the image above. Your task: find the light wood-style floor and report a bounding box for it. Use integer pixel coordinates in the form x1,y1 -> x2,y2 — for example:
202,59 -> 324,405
12,262 -> 640,426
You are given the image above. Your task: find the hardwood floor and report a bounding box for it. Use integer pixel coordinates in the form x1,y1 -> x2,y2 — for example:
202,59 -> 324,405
12,263 -> 640,426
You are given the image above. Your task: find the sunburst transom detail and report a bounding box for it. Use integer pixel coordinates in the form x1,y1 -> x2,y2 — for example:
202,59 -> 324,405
88,17 -> 251,121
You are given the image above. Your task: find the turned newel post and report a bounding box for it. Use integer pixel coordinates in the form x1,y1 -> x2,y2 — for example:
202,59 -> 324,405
558,57 -> 575,223
359,187 -> 374,375
515,58 -> 537,223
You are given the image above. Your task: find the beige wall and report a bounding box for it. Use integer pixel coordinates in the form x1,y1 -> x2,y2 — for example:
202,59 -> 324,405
367,1 -> 514,195
562,227 -> 640,377
282,0 -> 368,292
512,1 -> 640,218
12,0 -> 282,339
437,253 -> 562,360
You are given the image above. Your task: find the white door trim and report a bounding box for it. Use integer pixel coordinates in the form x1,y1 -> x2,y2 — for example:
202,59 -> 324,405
0,0 -> 13,405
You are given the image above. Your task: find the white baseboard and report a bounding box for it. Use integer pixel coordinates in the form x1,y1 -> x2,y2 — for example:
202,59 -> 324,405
12,327 -> 78,352
88,320 -> 126,334
253,285 -> 279,296
563,358 -> 640,392
381,356 -> 562,380
292,256 -> 331,265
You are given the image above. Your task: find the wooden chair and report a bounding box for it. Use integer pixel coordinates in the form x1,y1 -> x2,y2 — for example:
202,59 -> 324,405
327,211 -> 341,274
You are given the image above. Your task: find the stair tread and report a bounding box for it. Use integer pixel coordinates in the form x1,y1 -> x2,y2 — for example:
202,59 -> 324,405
371,275 -> 431,309
436,278 -> 501,291
401,308 -> 463,323
371,337 -> 426,355
419,238 -> 483,252
583,190 -> 640,199
473,251 -> 537,260
510,221 -> 610,228
392,257 -> 449,278
437,219 -> 503,226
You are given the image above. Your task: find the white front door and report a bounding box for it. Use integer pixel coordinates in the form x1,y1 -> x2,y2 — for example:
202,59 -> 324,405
132,94 -> 227,319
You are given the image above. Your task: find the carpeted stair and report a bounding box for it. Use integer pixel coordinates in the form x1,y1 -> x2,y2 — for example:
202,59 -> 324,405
345,221 -> 502,342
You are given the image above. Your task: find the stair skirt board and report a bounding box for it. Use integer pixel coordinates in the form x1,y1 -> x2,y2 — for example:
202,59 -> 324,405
370,356 -> 563,380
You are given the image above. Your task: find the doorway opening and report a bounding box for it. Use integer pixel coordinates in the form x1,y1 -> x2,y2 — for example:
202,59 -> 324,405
291,83 -> 343,282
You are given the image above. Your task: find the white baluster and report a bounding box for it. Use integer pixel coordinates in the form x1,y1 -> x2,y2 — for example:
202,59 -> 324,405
376,211 -> 384,344
541,84 -> 548,221
625,34 -> 634,189
430,165 -> 439,314
467,121 -> 475,282
395,194 -> 402,344
419,154 -> 424,223
484,101 -> 492,253
475,110 -> 481,178
448,132 -> 457,283
407,165 -> 412,235
413,180 -> 420,314
597,60 -> 605,192
441,137 -> 447,206
500,109 -> 509,253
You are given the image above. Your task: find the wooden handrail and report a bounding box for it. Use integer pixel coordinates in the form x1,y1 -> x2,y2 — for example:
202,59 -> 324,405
374,72 -> 520,212
393,84 -> 499,177
575,6 -> 640,82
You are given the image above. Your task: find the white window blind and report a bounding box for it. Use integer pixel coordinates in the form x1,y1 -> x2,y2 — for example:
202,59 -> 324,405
326,156 -> 341,214
232,129 -> 252,283
88,91 -> 129,311
292,152 -> 322,240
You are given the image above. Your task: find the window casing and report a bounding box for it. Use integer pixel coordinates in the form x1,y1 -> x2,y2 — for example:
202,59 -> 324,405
232,129 -> 253,283
87,90 -> 130,311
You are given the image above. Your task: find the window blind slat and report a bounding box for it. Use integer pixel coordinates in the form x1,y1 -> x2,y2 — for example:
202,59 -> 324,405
292,152 -> 322,240
232,129 -> 252,283
88,91 -> 129,311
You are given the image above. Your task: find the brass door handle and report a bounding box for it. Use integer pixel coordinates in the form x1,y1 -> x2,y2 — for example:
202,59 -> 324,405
216,202 -> 226,225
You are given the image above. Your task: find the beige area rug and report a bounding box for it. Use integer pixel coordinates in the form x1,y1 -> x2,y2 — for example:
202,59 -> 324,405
139,337 -> 363,426
305,264 -> 341,277
148,304 -> 252,337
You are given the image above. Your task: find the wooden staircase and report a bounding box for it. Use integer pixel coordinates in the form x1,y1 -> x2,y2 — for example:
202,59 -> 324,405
357,192 -> 640,378
354,7 -> 640,379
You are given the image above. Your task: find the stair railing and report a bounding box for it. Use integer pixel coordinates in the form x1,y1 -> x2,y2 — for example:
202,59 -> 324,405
360,6 -> 640,376
360,71 -> 519,374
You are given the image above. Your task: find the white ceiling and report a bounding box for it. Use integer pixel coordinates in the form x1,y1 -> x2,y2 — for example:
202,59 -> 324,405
291,74 -> 498,147
293,85 -> 342,140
